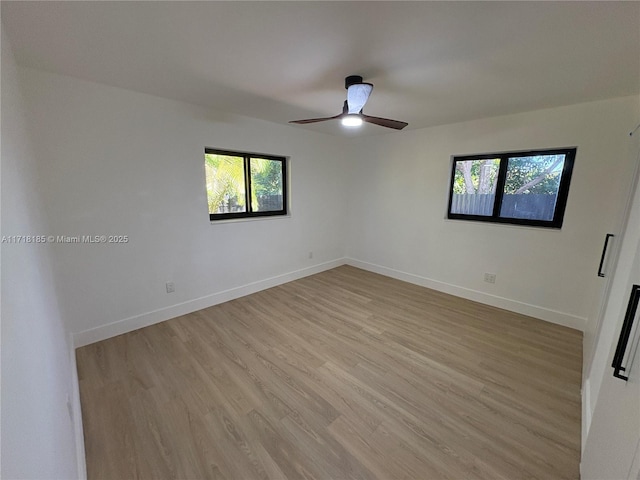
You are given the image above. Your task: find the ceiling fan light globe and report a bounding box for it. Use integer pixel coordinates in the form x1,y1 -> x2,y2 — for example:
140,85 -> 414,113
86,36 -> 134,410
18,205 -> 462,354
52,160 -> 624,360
342,115 -> 363,127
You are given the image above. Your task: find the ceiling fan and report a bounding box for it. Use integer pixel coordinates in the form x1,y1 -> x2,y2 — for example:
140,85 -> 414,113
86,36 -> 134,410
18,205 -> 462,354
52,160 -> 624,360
289,75 -> 408,130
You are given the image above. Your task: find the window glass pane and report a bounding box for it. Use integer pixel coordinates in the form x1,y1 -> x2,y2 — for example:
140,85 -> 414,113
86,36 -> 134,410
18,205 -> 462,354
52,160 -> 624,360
250,158 -> 283,212
204,154 -> 246,214
450,158 -> 500,216
500,154 -> 565,221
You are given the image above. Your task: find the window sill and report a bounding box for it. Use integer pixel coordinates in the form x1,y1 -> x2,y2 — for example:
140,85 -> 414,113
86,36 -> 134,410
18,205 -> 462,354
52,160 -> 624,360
210,213 -> 291,225
443,217 -> 563,231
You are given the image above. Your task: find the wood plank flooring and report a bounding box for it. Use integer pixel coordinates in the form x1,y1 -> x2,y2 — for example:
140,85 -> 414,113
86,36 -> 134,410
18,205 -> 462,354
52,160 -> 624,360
77,266 -> 582,479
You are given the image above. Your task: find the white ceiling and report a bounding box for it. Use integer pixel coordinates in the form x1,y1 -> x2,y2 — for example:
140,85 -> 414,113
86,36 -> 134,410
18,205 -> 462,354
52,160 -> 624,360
3,1 -> 639,136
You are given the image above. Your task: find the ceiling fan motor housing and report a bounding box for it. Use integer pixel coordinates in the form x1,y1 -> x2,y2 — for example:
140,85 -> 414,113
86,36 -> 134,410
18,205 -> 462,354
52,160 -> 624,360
345,75 -> 364,89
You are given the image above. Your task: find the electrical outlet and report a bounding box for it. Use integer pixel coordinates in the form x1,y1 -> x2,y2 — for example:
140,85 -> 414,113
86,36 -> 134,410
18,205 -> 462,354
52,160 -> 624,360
484,273 -> 496,284
308,251 -> 313,259
166,281 -> 175,293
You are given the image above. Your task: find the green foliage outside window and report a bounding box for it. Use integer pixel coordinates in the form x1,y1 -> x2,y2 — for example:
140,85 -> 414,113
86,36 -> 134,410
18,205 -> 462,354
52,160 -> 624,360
453,155 -> 564,195
205,154 -> 246,214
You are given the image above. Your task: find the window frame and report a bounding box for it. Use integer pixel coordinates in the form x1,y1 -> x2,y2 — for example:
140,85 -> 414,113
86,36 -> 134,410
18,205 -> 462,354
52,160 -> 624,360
205,148 -> 288,221
446,147 -> 576,229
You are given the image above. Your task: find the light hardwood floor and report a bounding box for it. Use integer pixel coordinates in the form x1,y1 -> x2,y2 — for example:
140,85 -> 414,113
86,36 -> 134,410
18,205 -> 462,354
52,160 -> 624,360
77,266 -> 582,479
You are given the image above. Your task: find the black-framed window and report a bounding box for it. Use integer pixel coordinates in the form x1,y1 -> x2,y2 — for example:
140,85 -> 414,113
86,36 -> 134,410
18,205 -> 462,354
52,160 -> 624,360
205,148 -> 287,221
447,147 -> 576,228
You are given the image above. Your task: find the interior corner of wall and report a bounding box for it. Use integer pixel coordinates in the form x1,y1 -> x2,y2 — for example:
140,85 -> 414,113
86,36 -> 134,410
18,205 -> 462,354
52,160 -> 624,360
69,334 -> 87,480
582,377 -> 592,453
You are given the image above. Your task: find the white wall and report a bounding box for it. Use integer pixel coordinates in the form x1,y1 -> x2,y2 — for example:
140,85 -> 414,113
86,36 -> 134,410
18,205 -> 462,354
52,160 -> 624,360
17,65 -> 638,344
1,29 -> 81,479
346,97 -> 639,331
18,67 -> 349,346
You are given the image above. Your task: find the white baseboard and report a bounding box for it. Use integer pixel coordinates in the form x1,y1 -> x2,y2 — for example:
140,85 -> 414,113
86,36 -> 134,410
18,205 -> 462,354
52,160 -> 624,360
69,339 -> 87,479
73,256 -> 586,348
72,258 -> 346,348
346,257 -> 586,331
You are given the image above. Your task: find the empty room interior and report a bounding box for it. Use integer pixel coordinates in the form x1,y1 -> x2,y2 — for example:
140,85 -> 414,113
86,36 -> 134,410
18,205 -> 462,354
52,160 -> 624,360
3,2 -> 640,479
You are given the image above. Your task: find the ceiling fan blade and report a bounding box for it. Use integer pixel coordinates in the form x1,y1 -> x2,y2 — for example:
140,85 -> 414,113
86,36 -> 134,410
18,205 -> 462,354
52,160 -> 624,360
362,114 -> 408,130
289,114 -> 343,125
347,83 -> 373,114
